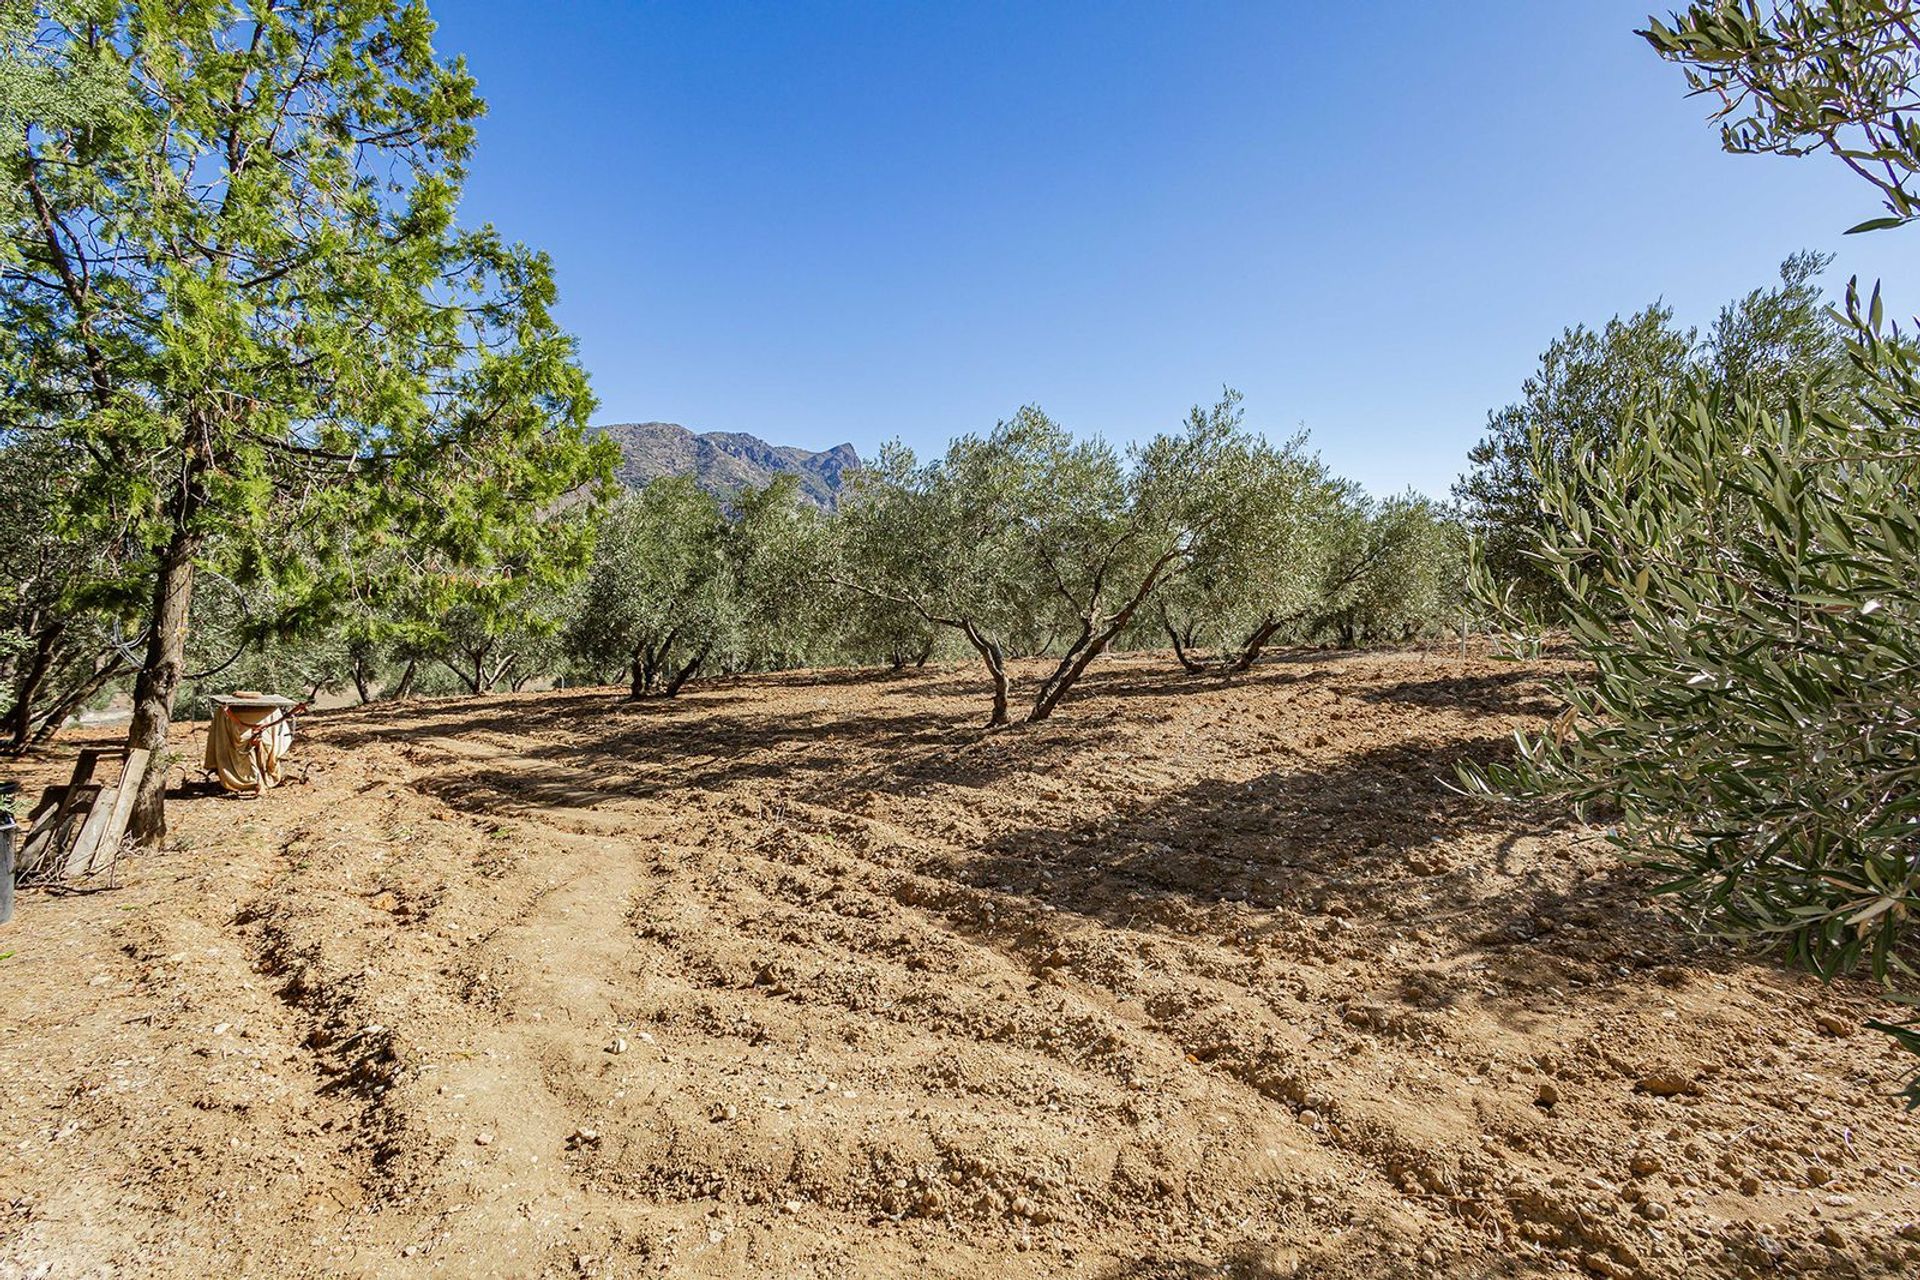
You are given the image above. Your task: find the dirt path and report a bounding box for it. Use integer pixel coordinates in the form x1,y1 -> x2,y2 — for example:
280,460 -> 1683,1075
3,650 -> 1915,1278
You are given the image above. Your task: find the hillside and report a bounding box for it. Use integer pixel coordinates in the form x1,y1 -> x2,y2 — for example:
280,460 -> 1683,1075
594,421 -> 861,508
4,650 -> 1915,1279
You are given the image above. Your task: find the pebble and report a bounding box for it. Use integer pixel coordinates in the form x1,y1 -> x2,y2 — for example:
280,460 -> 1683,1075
606,1037 -> 628,1055
1814,1013 -> 1853,1038
474,1132 -> 493,1146
1629,1152 -> 1662,1178
1535,1081 -> 1560,1107
1634,1072 -> 1695,1097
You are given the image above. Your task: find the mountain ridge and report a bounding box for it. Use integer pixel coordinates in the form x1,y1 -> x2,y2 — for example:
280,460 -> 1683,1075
591,421 -> 861,509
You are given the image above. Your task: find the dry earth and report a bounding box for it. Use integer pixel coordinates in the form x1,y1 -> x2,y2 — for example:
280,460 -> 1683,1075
2,649 -> 1916,1279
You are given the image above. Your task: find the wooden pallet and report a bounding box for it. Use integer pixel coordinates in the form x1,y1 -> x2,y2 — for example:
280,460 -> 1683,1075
16,747 -> 151,885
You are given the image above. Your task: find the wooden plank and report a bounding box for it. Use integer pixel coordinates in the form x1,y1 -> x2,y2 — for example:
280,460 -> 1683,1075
18,750 -> 137,881
17,785 -> 68,864
67,749 -> 104,789
61,784 -> 116,879
18,782 -> 83,867
95,748 -> 150,864
22,782 -> 99,881
1,782 -> 15,924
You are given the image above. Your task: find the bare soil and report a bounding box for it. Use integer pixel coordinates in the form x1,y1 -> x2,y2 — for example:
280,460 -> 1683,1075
2,649 -> 1915,1279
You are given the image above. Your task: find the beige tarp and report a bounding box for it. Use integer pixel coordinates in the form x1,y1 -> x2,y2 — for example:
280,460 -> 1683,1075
205,694 -> 298,793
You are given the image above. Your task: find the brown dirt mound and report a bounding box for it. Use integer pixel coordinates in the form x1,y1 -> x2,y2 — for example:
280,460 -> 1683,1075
2,649 -> 1915,1278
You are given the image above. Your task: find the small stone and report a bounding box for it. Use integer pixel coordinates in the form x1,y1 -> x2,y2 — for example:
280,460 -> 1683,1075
1814,1013 -> 1853,1038
567,1127 -> 601,1148
606,1037 -> 628,1055
1634,1072 -> 1696,1097
1629,1152 -> 1663,1178
1805,1163 -> 1831,1187
1583,1252 -> 1624,1277
1535,1080 -> 1560,1108
1637,1200 -> 1669,1221
1739,1175 -> 1762,1196
781,1199 -> 802,1214
710,1102 -> 738,1123
474,1132 -> 493,1146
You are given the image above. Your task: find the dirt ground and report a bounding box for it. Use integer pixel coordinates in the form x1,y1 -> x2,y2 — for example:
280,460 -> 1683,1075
2,649 -> 1916,1279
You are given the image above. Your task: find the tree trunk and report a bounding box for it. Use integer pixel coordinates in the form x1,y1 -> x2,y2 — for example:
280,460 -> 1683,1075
663,643 -> 709,697
1029,547 -> 1186,723
959,621 -> 1009,727
391,657 -> 418,700
1163,610 -> 1207,675
629,651 -> 648,700
351,664 -> 372,705
1231,614 -> 1287,673
913,638 -> 933,668
126,525 -> 201,847
4,620 -> 62,751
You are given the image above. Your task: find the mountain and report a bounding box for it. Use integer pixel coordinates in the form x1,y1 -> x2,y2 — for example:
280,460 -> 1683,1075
591,422 -> 861,509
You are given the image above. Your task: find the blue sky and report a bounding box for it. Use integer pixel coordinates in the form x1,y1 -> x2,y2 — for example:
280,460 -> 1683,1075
435,0 -> 1920,499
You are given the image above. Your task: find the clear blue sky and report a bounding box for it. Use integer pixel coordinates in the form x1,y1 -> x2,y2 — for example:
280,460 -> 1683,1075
434,0 -> 1920,500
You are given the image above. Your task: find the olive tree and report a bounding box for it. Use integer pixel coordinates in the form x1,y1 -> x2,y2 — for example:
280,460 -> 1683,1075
1456,255 -> 1854,610
1460,2 -> 1920,1102
1460,299 -> 1920,1097
568,477 -> 730,699
1152,398 -> 1340,673
835,429 -> 1049,726
1645,0 -> 1920,231
721,476 -> 833,673
838,396 -> 1256,725
1310,494 -> 1463,649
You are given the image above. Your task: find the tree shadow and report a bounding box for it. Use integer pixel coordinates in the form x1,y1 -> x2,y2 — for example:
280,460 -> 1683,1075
373,681 -> 1130,817
910,721 -> 1767,1024
1353,667 -> 1560,717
